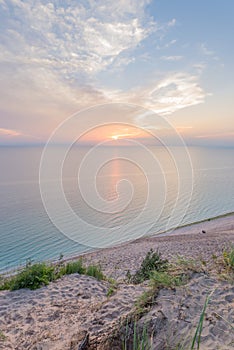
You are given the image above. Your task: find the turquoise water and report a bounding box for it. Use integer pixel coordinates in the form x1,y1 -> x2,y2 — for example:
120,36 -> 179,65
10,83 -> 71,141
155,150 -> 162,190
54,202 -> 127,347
0,146 -> 234,271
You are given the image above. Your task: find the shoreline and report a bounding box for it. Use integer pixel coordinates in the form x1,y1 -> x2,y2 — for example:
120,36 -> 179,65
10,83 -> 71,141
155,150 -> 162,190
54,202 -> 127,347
1,211 -> 234,275
0,212 -> 233,349
62,210 -> 234,266
0,214 -> 234,350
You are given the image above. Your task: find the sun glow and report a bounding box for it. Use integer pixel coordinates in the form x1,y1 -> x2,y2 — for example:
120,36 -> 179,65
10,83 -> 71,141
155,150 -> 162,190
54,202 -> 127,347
77,124 -> 153,145
111,133 -> 136,140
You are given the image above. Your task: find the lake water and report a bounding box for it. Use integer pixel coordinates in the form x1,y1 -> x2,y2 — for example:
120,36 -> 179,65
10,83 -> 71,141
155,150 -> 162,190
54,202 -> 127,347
0,145 -> 233,271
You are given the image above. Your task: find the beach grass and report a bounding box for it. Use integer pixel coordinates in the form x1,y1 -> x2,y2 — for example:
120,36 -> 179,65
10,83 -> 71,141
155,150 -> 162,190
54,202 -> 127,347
0,258 -> 105,291
191,291 -> 213,350
86,264 -> 105,280
223,245 -> 234,271
122,320 -> 152,350
126,249 -> 168,284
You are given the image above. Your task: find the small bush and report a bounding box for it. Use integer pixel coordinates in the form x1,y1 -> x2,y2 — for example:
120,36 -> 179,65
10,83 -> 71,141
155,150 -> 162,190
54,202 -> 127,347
130,249 -> 168,284
10,262 -> 55,290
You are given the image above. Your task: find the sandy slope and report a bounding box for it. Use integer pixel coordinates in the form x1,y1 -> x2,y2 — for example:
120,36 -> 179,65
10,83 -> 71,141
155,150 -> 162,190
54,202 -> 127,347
0,216 -> 233,349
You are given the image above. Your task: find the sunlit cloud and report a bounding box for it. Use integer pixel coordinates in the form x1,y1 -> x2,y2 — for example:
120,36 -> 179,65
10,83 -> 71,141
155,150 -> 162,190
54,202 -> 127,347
103,72 -> 207,119
0,0 -> 230,146
196,132 -> 234,139
0,0 -> 159,136
0,128 -> 21,137
176,126 -> 193,131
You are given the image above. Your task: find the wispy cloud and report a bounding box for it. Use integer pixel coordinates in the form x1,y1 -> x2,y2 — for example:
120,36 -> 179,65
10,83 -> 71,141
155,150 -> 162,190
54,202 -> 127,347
161,55 -> 183,61
0,1 -> 210,141
165,39 -> 177,48
200,43 -> 215,56
167,18 -> 176,27
0,0 -> 158,131
0,128 -> 21,137
103,72 -> 207,117
0,0 -> 154,76
196,132 -> 234,139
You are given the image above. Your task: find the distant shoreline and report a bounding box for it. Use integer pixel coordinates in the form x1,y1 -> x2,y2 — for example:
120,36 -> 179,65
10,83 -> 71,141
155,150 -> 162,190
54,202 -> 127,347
155,210 -> 234,237
159,210 -> 234,233
61,210 -> 234,266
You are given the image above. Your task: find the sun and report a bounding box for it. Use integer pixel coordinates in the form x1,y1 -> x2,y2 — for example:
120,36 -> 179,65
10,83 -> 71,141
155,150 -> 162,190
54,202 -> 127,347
111,135 -> 119,140
110,132 -> 135,140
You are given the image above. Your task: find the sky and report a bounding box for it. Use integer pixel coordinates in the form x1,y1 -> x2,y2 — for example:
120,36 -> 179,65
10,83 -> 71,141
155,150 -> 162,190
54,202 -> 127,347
0,0 -> 233,146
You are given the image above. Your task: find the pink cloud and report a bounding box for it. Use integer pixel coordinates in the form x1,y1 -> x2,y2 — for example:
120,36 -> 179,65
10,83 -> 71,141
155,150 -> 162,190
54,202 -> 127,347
0,128 -> 21,137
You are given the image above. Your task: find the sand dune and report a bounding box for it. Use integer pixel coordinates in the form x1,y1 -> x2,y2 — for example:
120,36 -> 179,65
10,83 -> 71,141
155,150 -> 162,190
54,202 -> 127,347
0,216 -> 234,349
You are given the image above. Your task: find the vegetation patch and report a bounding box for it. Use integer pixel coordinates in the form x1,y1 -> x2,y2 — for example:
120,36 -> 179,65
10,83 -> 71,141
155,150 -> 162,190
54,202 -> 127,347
126,249 -> 168,284
0,330 -> 6,342
223,246 -> 234,271
122,320 -> 152,350
0,258 -> 105,291
86,264 -> 104,281
106,278 -> 118,297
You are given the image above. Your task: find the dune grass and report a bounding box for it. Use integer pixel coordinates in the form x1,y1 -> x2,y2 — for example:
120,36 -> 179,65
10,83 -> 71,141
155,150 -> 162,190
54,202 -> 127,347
122,292 -> 213,350
223,246 -> 234,271
0,258 -> 105,291
191,291 -> 213,350
122,320 -> 152,350
126,249 -> 168,284
86,264 -> 105,281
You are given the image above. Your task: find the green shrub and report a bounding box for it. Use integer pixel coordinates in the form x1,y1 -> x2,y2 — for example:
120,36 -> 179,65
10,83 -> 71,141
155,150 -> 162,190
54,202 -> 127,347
86,265 -> 104,280
9,262 -> 55,290
130,249 -> 168,284
0,258 -> 105,291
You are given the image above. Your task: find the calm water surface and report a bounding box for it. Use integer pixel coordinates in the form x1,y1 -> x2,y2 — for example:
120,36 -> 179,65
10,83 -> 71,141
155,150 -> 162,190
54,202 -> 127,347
0,146 -> 233,271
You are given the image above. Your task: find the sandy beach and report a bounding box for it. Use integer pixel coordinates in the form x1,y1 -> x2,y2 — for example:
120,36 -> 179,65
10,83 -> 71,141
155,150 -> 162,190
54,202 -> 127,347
0,214 -> 234,349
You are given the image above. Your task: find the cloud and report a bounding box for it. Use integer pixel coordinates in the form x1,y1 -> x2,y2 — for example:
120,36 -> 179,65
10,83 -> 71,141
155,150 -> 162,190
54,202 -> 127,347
161,56 -> 183,61
0,1 -> 209,142
0,0 -> 158,134
200,43 -> 215,56
167,18 -> 176,27
196,132 -> 234,139
193,63 -> 206,72
0,0 -> 154,76
0,128 -> 21,136
165,39 -> 177,48
102,72 -> 207,117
